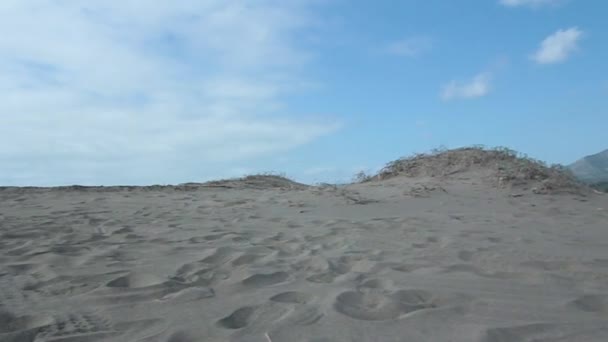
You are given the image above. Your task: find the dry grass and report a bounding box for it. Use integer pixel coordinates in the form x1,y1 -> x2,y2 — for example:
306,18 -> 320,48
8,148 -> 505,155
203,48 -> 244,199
202,172 -> 309,190
352,171 -> 373,183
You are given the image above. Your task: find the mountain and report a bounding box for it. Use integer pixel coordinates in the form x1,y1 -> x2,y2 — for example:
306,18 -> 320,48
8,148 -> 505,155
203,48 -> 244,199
568,149 -> 608,184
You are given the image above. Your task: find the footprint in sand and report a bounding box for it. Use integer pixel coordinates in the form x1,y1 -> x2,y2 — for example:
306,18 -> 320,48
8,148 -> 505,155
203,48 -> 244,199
284,306 -> 324,326
570,295 -> 608,314
270,291 -> 313,304
390,263 -> 430,273
188,236 -> 208,244
112,226 -> 134,235
328,256 -> 360,274
231,254 -> 263,266
0,310 -> 54,334
217,306 -> 258,329
306,272 -> 336,284
291,255 -> 329,273
35,312 -> 115,341
242,272 -> 290,287
4,263 -> 50,276
27,273 -> 104,297
160,287 -> 215,303
589,258 -> 608,267
106,272 -> 165,289
232,236 -> 249,243
458,250 -> 475,262
356,278 -> 395,292
34,312 -> 166,342
201,233 -> 232,241
442,264 -> 488,277
173,263 -> 230,286
426,236 -> 440,243
112,318 -> 169,340
166,331 -> 198,342
481,323 -> 608,342
200,247 -> 234,265
333,289 -> 437,321
520,260 -> 568,271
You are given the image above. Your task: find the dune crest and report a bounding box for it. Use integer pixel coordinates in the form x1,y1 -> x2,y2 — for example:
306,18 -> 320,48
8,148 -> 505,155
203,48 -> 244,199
1,148 -> 607,341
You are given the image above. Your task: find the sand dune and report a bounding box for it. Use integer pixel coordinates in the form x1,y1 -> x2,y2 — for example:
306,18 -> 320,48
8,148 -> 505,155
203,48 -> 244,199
2,152 -> 608,341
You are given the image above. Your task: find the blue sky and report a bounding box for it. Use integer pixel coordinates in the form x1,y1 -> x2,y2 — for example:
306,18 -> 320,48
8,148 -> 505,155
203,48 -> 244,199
1,0 -> 606,185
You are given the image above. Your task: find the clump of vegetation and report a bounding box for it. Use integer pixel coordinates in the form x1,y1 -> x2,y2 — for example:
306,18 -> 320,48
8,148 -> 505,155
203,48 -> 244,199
352,171 -> 373,183
357,146 -> 586,194
202,172 -> 308,190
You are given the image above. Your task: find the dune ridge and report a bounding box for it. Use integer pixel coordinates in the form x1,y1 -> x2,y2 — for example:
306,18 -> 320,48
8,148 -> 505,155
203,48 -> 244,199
1,148 -> 607,341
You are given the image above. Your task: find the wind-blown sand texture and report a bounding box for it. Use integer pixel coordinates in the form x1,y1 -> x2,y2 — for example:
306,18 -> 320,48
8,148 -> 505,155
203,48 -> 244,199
2,166 -> 608,341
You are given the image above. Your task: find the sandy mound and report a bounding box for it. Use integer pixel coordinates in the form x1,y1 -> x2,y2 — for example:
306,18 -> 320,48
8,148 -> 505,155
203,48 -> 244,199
201,175 -> 309,190
363,147 -> 587,194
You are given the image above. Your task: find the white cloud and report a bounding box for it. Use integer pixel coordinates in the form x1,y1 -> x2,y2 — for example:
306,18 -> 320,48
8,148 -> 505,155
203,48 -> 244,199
0,1 -> 339,186
386,36 -> 432,57
441,73 -> 492,101
531,27 -> 583,64
499,0 -> 562,8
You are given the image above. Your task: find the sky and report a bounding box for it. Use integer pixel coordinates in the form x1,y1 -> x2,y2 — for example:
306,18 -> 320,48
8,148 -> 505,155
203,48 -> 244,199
1,0 -> 607,186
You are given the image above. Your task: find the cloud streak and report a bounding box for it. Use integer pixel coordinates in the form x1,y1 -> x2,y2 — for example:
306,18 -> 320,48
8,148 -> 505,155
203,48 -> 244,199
441,73 -> 492,101
499,0 -> 563,8
385,36 -> 433,57
0,1 -> 339,186
531,27 -> 583,64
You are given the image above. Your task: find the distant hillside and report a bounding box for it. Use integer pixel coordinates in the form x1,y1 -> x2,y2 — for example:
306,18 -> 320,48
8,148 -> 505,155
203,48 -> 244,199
568,149 -> 608,184
591,181 -> 608,193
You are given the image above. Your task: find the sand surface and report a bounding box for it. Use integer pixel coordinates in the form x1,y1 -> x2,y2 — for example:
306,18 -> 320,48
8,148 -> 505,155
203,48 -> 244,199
1,177 -> 608,341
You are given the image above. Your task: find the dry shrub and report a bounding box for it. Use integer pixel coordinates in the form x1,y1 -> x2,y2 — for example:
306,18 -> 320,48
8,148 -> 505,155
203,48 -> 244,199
203,173 -> 308,190
352,171 -> 373,183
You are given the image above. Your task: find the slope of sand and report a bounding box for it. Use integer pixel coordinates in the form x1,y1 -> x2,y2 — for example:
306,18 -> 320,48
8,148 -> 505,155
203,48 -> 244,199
1,176 -> 608,341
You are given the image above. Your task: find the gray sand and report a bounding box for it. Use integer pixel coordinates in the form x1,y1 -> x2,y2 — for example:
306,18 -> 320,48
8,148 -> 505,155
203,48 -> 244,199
1,175 -> 608,341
